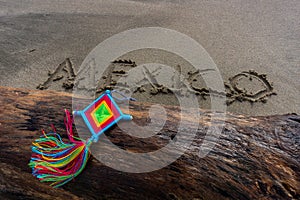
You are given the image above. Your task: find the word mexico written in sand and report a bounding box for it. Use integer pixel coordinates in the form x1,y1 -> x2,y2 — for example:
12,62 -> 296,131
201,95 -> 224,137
37,58 -> 276,106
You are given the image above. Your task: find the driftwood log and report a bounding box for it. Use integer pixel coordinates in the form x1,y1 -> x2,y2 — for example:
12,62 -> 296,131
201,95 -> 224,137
0,86 -> 299,200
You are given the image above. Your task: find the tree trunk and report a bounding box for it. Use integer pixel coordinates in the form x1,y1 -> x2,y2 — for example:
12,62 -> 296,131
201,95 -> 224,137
0,86 -> 299,200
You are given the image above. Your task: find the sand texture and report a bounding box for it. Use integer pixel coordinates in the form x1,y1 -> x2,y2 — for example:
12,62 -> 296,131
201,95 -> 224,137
0,0 -> 299,116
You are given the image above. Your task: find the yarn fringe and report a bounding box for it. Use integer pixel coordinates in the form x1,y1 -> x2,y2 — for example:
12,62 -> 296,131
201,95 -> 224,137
29,109 -> 91,188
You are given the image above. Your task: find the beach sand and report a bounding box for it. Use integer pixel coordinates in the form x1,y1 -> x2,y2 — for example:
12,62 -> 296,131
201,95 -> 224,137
0,0 -> 299,116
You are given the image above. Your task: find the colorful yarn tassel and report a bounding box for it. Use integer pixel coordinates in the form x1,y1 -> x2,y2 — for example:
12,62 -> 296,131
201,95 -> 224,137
29,109 -> 91,188
29,90 -> 133,187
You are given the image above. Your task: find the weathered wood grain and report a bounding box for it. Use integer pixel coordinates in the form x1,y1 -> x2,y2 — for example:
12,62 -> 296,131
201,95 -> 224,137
0,86 -> 299,200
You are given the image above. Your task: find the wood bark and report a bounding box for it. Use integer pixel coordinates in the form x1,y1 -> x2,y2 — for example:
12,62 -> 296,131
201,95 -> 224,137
0,86 -> 299,200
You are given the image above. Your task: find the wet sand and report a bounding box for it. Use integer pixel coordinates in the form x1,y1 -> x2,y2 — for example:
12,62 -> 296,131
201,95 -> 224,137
0,0 -> 299,116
